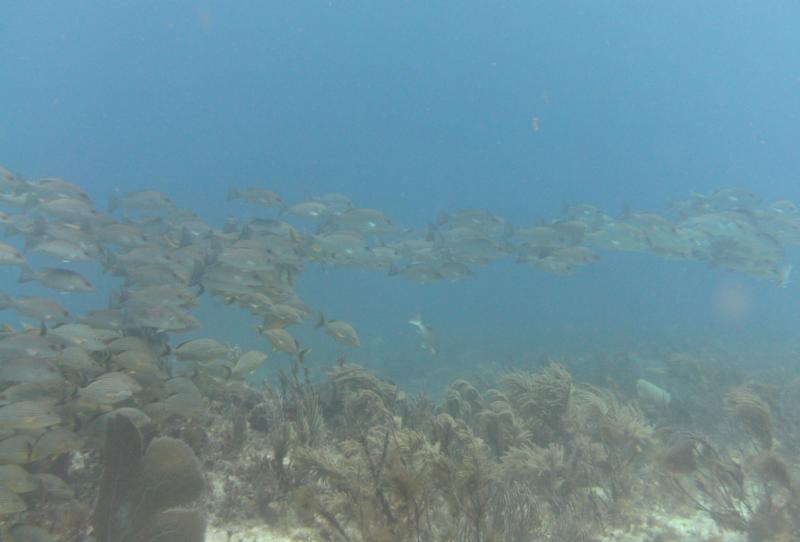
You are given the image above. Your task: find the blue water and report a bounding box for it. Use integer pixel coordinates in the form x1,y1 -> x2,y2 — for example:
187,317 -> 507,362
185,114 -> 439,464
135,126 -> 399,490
3,2 -> 800,392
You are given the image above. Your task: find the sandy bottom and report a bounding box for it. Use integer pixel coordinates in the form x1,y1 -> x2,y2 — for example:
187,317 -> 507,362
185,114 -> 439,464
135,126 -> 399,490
599,510 -> 746,542
207,523 -> 317,542
207,511 -> 747,542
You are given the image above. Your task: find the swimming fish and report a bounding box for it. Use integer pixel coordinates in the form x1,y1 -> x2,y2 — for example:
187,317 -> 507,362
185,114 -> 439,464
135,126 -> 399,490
316,313 -> 361,347
409,314 -> 439,356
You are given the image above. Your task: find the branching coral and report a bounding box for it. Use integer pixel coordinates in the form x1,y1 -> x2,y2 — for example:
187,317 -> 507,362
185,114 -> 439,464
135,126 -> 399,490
474,392 -> 529,458
293,426 -> 455,542
444,379 -> 483,425
323,364 -> 400,436
724,386 -> 773,452
500,363 -> 572,445
497,443 -> 569,510
568,385 -> 653,505
661,432 -> 751,531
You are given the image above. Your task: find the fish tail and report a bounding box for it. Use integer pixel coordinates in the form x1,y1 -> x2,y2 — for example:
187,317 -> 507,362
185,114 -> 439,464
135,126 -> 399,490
315,312 -> 325,328
778,264 -> 793,288
99,247 -> 117,273
227,184 -> 240,201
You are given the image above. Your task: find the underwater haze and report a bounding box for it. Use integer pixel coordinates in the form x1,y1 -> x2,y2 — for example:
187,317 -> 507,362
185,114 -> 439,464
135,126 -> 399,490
8,3 -> 800,542
3,1 -> 800,390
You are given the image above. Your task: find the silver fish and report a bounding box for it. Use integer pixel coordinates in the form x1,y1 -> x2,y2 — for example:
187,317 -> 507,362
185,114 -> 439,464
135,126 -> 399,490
18,266 -> 94,293
409,314 -> 439,356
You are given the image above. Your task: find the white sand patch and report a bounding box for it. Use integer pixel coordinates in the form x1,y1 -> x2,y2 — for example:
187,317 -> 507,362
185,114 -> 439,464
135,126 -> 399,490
207,523 -> 318,542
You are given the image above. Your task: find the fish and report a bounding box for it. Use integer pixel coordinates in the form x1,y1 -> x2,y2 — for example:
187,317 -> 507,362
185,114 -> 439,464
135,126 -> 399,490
172,337 -> 230,362
0,464 -> 38,493
93,222 -> 151,248
108,190 -> 176,214
389,263 -> 443,283
32,473 -> 75,500
0,357 -> 63,387
0,292 -> 71,324
437,261 -> 473,281
120,284 -> 198,309
228,184 -> 285,209
0,382 -> 65,407
316,313 -> 361,347
288,201 -> 328,219
122,300 -> 201,333
0,241 -> 25,266
58,346 -> 103,373
164,377 -> 202,396
29,428 -> 84,461
258,327 -> 309,360
0,191 -> 36,209
0,332 -> 67,359
111,350 -> 161,376
28,239 -> 95,263
162,390 -> 208,419
0,401 -> 61,430
76,372 -> 142,407
37,196 -> 99,223
323,207 -> 395,235
409,314 -> 439,356
312,193 -> 353,212
0,486 -> 27,515
0,435 -> 34,465
230,350 -> 268,379
18,266 -> 95,293
262,303 -> 308,329
310,231 -> 371,261
27,177 -> 89,201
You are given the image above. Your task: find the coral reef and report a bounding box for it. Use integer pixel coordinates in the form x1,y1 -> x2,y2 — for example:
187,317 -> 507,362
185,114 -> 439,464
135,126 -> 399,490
92,414 -> 206,542
4,346 -> 800,541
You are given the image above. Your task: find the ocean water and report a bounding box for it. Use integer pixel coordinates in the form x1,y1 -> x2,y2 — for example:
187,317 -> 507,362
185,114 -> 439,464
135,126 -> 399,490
3,2 -> 800,394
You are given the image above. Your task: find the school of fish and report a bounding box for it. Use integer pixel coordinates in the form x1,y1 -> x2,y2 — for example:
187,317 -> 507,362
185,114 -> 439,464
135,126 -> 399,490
0,163 -> 798,522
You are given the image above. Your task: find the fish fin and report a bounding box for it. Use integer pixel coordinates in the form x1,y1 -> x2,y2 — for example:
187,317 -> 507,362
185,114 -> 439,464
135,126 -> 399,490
778,264 -> 793,288
298,347 -> 311,364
